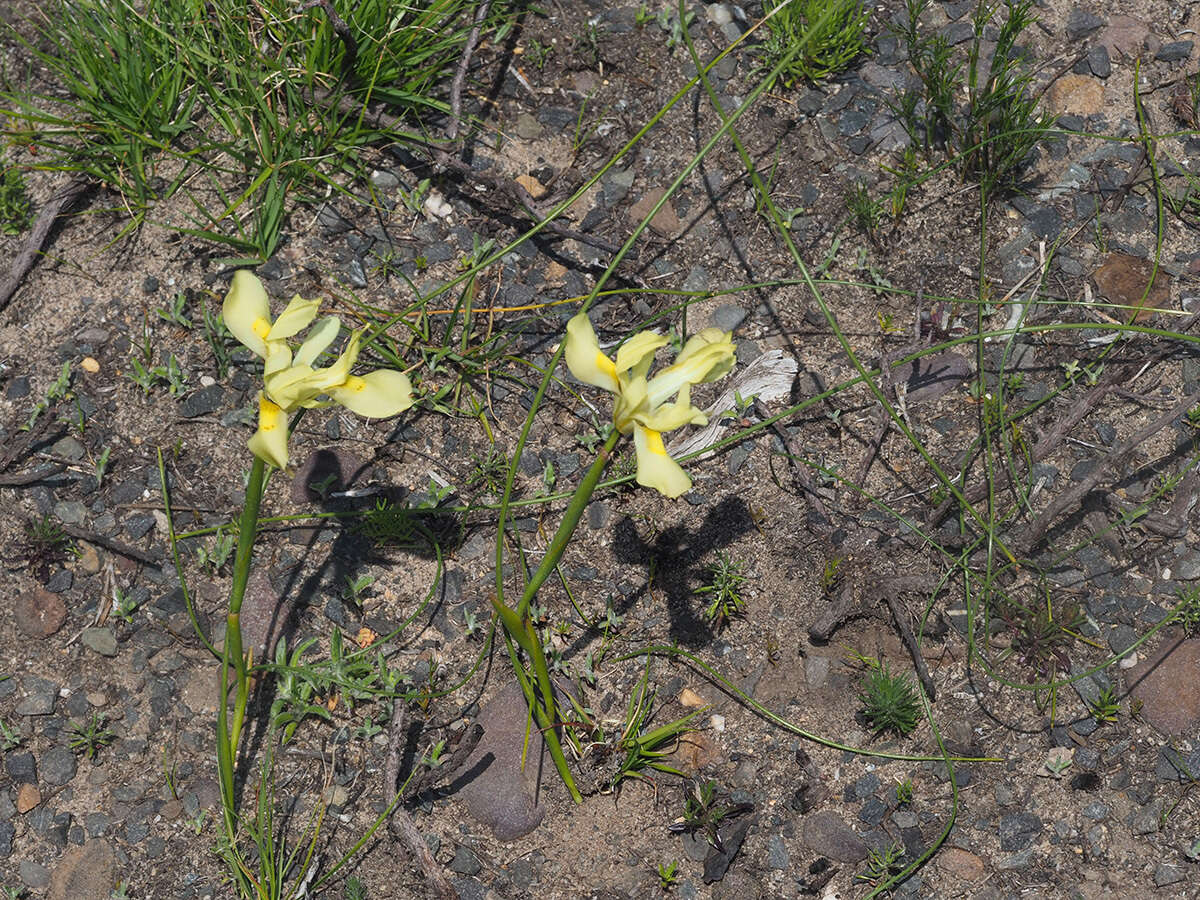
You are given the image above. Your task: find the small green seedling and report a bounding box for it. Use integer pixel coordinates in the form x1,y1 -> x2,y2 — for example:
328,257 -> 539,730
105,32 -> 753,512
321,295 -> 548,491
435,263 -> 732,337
668,779 -> 753,851
0,719 -> 22,752
68,713 -> 116,760
856,840 -> 905,887
22,361 -> 73,431
113,589 -> 141,624
604,665 -> 703,791
1174,586 -> 1200,635
343,876 -> 368,900
858,662 -> 921,737
657,859 -> 679,890
157,291 -> 192,328
196,529 -> 236,574
353,716 -> 384,741
0,161 -> 32,235
846,181 -> 883,235
1089,686 -> 1120,724
894,776 -> 914,805
696,551 -> 748,629
342,574 -> 375,612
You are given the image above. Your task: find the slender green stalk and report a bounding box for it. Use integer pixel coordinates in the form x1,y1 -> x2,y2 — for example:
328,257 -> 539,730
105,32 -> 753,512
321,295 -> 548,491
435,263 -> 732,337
217,456 -> 267,840
515,429 -> 621,620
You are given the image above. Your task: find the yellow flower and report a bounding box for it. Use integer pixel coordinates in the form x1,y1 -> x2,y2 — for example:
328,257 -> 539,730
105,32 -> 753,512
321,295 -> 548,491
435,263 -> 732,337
563,312 -> 735,497
223,271 -> 414,468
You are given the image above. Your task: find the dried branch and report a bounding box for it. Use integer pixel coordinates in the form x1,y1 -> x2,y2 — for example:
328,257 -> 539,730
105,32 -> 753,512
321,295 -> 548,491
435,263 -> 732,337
0,176 -> 92,313
446,0 -> 493,141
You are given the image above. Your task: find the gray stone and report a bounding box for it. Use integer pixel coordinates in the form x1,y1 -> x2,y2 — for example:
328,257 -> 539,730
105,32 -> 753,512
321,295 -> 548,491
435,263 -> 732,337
6,750 -> 37,782
1066,9 -> 1104,41
995,847 -> 1034,871
681,831 -> 710,862
40,747 -> 77,786
6,375 -> 30,399
859,796 -> 887,826
80,627 -> 118,658
19,859 -> 50,889
1155,41 -> 1194,62
316,204 -> 351,235
178,384 -> 224,418
998,812 -> 1042,851
448,846 -> 482,876
1082,801 -> 1109,820
85,812 -> 113,837
16,675 -> 59,716
124,513 -> 155,539
369,168 -> 399,192
1174,549 -> 1200,580
1087,45 -> 1111,78
703,816 -> 753,884
602,169 -> 635,207
0,821 -> 13,856
766,833 -> 789,869
711,304 -> 746,332
1154,862 -> 1185,886
50,436 -> 86,461
45,569 -> 73,593
838,109 -> 869,135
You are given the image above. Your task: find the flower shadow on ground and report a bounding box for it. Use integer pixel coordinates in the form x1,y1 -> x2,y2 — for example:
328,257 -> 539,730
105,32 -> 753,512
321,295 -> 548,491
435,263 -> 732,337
611,496 -> 757,647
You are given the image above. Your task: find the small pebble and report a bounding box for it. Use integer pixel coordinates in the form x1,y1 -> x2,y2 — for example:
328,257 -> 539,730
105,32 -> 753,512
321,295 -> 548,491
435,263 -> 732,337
80,357 -> 100,374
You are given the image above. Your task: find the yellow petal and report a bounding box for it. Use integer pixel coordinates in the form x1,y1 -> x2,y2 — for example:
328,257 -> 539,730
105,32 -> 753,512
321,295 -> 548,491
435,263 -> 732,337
632,423 -> 691,498
645,341 -> 736,409
307,329 -> 361,393
613,330 -> 668,376
263,340 -> 293,379
612,375 -> 649,434
266,294 -> 321,341
246,392 -> 290,469
636,397 -> 706,432
264,363 -> 320,410
222,270 -> 272,358
326,369 -> 414,418
293,316 -> 340,367
564,313 -> 619,392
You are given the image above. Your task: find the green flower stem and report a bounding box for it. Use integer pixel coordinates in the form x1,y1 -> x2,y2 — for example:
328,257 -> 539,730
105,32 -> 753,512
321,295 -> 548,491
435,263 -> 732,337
516,428 -> 621,620
493,428 -> 622,804
217,455 -> 267,839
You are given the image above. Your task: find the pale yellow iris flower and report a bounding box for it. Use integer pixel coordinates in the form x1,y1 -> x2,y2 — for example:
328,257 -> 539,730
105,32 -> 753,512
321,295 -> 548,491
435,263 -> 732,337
564,312 -> 735,498
222,270 -> 413,469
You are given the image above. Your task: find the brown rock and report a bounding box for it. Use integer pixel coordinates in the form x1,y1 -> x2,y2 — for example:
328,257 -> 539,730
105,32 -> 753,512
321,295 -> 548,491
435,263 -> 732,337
14,587 -> 68,638
75,541 -> 101,576
938,846 -> 987,882
1128,637 -> 1200,734
455,680 -> 546,840
515,173 -> 547,200
237,567 -> 295,660
1045,75 -> 1104,117
49,840 -> 117,900
628,187 -> 683,238
1092,252 -> 1172,323
1097,15 -> 1151,58
802,810 -> 868,862
16,782 -> 41,813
